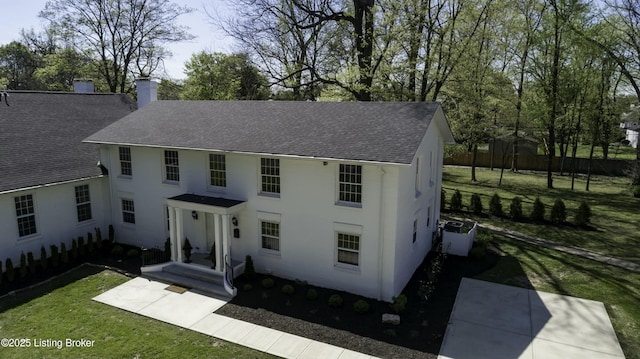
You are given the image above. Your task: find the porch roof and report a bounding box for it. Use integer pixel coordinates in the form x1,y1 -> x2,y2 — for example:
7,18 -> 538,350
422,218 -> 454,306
167,194 -> 246,215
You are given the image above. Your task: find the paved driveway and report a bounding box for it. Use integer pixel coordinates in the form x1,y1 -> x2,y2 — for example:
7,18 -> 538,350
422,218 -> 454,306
438,278 -> 625,359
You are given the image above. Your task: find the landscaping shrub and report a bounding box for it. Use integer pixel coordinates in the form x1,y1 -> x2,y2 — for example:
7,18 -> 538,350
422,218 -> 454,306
391,294 -> 407,313
27,252 -> 36,275
489,193 -> 503,216
470,193 -> 483,214
19,252 -> 27,279
126,248 -> 139,257
306,288 -> 318,301
550,199 -> 567,224
244,255 -> 256,280
281,284 -> 295,295
261,277 -> 275,289
6,258 -> 15,282
40,246 -> 48,272
110,245 -> 125,256
509,196 -> 523,220
108,224 -> 115,243
87,232 -> 94,254
530,197 -> 545,222
71,239 -> 79,260
60,243 -> 69,265
95,227 -> 103,250
78,236 -> 85,257
353,299 -> 370,314
574,201 -> 592,227
328,294 -> 343,308
440,189 -> 446,211
50,245 -> 60,268
450,189 -> 463,211
242,283 -> 253,292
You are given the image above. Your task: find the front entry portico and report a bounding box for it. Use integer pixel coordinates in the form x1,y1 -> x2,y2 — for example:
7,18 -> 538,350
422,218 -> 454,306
166,194 -> 245,296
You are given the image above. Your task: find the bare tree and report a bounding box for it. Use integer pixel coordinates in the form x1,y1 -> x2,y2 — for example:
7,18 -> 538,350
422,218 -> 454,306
40,0 -> 194,93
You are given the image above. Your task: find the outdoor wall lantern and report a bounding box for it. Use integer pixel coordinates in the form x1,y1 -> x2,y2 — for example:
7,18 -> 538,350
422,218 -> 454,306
191,211 -> 198,220
232,216 -> 240,238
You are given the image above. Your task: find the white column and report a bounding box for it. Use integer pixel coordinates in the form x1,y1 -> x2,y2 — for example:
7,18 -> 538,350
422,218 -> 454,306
222,214 -> 230,274
168,205 -> 177,262
176,208 -> 184,263
214,213 -> 222,271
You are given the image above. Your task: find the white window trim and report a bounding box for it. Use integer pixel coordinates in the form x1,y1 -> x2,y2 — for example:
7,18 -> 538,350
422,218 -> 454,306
333,222 -> 362,271
15,193 -> 39,239
163,150 -> 180,184
258,157 -> 281,198
75,184 -> 93,223
208,153 -> 227,192
258,211 -> 281,256
336,163 -> 363,208
121,198 -> 136,225
118,146 -> 133,178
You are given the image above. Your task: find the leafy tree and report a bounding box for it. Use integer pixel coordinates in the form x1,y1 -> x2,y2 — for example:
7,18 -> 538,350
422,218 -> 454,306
0,41 -> 43,89
41,0 -> 194,93
182,52 -> 269,100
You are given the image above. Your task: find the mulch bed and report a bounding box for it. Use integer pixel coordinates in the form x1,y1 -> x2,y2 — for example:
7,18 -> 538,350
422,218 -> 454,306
1,239 -> 508,359
216,247 -> 505,359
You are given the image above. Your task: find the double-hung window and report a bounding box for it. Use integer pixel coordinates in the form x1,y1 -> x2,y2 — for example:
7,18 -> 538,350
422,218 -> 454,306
164,150 -> 180,182
260,221 -> 280,252
260,158 -> 280,195
119,147 -> 132,176
209,154 -> 227,187
15,194 -> 37,237
75,185 -> 92,222
122,199 -> 136,224
338,164 -> 362,205
337,233 -> 360,267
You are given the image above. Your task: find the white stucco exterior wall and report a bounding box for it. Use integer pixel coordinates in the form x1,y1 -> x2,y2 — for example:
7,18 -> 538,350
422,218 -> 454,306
0,178 -> 110,263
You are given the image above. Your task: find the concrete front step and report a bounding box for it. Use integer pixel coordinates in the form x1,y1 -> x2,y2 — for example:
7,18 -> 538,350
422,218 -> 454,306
163,264 -> 225,286
142,264 -> 230,298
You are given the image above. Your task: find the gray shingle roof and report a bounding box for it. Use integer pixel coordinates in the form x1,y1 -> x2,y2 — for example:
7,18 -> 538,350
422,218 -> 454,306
85,101 -> 449,164
0,91 -> 136,193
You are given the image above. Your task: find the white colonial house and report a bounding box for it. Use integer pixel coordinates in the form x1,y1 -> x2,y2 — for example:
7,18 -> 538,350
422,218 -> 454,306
84,93 -> 455,301
0,84 -> 136,264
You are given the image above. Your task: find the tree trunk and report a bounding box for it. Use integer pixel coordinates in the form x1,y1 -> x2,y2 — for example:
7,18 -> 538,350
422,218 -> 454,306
471,144 -> 478,182
586,142 -> 595,191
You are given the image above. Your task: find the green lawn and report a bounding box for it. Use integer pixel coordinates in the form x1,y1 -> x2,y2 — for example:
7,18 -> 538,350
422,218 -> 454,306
0,269 -> 275,359
472,231 -> 640,359
442,166 -> 640,263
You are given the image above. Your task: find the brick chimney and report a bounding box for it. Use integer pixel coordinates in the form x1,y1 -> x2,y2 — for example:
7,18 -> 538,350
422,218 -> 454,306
136,78 -> 158,109
73,79 -> 94,93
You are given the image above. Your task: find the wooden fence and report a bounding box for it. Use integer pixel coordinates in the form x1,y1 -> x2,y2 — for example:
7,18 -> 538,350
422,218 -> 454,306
444,152 -> 633,176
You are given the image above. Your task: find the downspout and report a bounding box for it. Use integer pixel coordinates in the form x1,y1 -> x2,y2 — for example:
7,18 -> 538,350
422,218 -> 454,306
377,166 -> 386,301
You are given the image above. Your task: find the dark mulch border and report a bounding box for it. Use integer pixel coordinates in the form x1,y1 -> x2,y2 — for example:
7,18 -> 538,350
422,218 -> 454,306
216,247 -> 507,359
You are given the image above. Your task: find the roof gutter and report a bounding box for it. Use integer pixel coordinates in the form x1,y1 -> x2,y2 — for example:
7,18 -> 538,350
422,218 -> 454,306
81,140 -> 412,167
0,176 -> 103,196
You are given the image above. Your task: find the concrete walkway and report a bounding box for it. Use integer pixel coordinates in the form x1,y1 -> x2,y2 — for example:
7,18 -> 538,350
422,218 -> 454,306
445,215 -> 640,273
93,277 -> 378,359
438,278 -> 626,359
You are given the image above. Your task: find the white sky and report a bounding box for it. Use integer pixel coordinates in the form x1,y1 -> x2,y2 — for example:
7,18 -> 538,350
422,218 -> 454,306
0,0 -> 237,79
